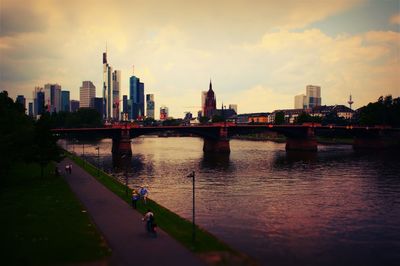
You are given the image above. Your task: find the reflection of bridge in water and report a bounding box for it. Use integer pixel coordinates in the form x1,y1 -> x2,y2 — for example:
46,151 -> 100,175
52,124 -> 400,159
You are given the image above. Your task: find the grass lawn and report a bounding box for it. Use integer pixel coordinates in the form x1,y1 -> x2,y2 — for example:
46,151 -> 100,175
0,162 -> 110,265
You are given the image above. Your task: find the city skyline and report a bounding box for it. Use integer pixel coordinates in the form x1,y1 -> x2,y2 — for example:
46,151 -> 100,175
1,0 -> 399,117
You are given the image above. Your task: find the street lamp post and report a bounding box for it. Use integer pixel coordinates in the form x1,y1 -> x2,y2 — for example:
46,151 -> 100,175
187,171 -> 196,244
82,143 -> 85,166
121,154 -> 129,196
95,147 -> 100,177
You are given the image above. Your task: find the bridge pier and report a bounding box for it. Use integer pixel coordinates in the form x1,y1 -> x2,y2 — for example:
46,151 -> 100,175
112,129 -> 132,158
285,137 -> 318,151
203,139 -> 231,153
203,127 -> 231,153
285,127 -> 317,152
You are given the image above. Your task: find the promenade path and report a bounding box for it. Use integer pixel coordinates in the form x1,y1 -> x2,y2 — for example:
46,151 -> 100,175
59,158 -> 204,266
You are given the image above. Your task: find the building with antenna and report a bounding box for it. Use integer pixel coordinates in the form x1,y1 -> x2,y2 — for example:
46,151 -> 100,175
348,94 -> 354,110
103,50 -> 113,119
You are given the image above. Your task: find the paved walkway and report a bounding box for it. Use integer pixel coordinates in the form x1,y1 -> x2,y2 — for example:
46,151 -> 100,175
59,158 -> 204,266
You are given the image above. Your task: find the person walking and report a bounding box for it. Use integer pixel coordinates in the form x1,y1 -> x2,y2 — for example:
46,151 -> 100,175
65,164 -> 70,174
139,186 -> 149,204
131,189 -> 140,209
142,209 -> 156,237
68,164 -> 72,174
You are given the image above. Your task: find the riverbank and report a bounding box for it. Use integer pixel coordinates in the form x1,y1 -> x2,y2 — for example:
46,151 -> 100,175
0,162 -> 110,265
66,151 -> 257,265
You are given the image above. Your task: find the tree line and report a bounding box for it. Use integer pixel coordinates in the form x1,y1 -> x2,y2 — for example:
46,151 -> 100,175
0,91 -> 61,180
273,95 -> 400,126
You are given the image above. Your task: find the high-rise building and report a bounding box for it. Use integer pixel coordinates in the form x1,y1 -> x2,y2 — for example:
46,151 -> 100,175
103,51 -> 113,119
146,94 -> 155,119
129,74 -> 145,120
306,85 -> 321,109
121,95 -> 129,121
70,100 -> 80,112
112,70 -> 121,120
160,105 -> 169,121
204,80 -> 216,118
28,102 -> 33,117
44,83 -> 61,113
80,81 -> 96,108
15,95 -> 26,111
229,104 -> 238,114
122,95 -> 128,113
294,94 -> 306,109
33,87 -> 45,117
92,97 -> 104,118
61,90 -> 70,112
201,91 -> 207,116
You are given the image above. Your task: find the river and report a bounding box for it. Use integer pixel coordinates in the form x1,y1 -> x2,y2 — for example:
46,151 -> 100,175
64,137 -> 400,266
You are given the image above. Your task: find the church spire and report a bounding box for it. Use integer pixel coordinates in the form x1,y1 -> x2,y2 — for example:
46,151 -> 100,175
209,79 -> 212,91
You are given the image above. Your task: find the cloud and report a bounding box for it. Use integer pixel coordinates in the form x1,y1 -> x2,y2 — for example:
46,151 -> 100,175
0,1 -> 48,37
390,12 -> 400,25
1,0 -> 398,118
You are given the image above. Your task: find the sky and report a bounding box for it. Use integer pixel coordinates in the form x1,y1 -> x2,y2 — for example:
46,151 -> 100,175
1,0 -> 399,118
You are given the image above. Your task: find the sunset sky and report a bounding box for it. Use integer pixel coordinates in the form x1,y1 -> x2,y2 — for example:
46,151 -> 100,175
1,0 -> 399,118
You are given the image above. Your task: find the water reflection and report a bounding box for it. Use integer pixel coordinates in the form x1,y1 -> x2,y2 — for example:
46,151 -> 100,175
272,151 -> 317,168
200,152 -> 232,170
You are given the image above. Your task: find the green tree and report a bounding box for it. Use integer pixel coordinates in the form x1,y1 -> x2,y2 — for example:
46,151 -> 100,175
0,91 -> 34,180
322,112 -> 347,126
143,117 -> 156,126
65,108 -> 102,128
274,111 -> 285,125
211,115 -> 225,123
198,116 -> 209,124
295,112 -> 312,124
32,113 -> 62,177
358,95 -> 400,126
162,119 -> 182,126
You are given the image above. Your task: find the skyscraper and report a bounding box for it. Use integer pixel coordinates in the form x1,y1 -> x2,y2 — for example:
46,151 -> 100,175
204,80 -> 216,118
28,102 -> 33,117
306,85 -> 321,108
92,97 -> 104,118
70,100 -> 80,112
44,83 -> 61,113
122,95 -> 129,121
103,51 -> 113,119
146,94 -> 155,119
33,87 -> 45,117
160,105 -> 168,121
80,81 -> 96,108
61,90 -> 70,112
294,94 -> 306,109
16,95 -> 26,111
112,70 -> 121,120
129,73 -> 144,120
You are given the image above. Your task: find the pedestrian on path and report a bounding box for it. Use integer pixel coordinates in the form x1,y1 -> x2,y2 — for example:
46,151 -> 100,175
65,164 -> 70,174
68,164 -> 72,174
131,189 -> 140,209
142,209 -> 157,236
139,186 -> 149,204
